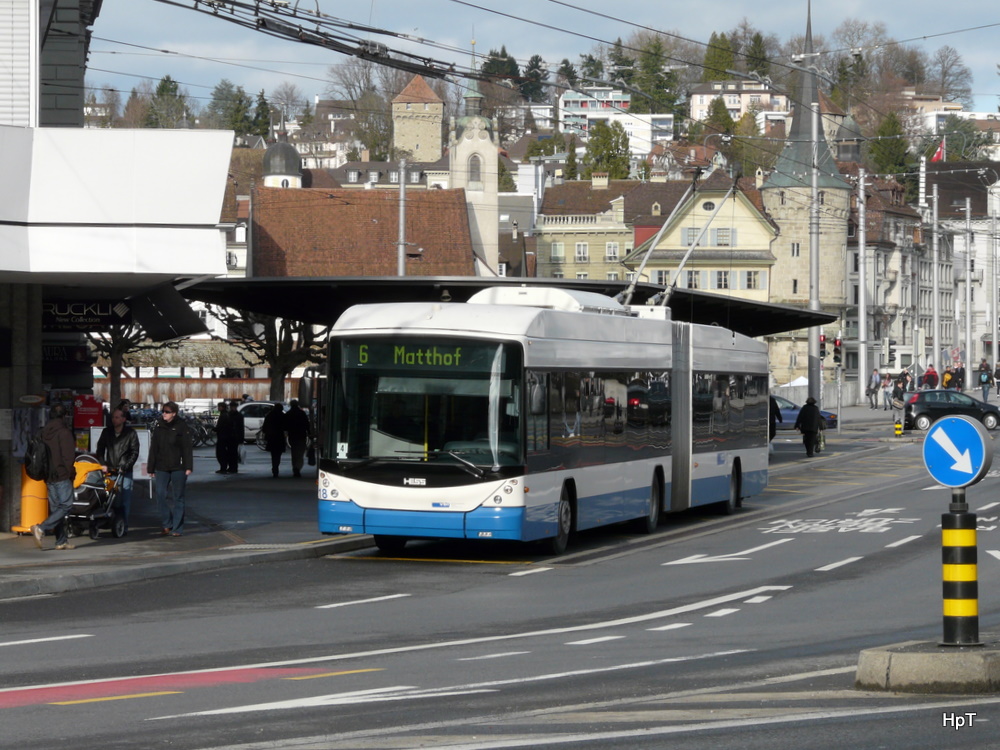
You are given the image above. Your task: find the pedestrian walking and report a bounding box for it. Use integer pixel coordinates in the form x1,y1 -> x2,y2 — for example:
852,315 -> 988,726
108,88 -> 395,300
867,368 -> 880,409
977,359 -> 993,401
95,406 -> 140,535
147,401 -> 194,536
881,372 -> 893,410
30,403 -> 77,551
261,402 -> 287,478
955,362 -> 966,391
921,364 -> 938,390
942,366 -> 954,389
793,397 -> 824,458
213,401 -> 231,474
226,400 -> 244,473
284,399 -> 311,477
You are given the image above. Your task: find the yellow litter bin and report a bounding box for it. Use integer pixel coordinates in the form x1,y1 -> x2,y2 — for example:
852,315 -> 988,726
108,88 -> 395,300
13,466 -> 48,533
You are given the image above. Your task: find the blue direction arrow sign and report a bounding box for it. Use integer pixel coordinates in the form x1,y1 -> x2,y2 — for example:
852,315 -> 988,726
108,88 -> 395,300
922,415 -> 994,488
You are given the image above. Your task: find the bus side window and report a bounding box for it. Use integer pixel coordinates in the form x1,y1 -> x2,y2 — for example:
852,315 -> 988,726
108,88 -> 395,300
528,373 -> 546,415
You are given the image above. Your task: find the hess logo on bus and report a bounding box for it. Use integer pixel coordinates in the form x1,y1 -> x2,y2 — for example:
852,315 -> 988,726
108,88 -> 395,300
403,477 -> 427,486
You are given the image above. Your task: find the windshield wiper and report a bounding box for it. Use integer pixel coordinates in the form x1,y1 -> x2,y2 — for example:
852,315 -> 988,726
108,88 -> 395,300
428,450 -> 486,478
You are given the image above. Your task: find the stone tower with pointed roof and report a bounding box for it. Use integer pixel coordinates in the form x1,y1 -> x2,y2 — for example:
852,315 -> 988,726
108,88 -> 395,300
449,72 -> 500,273
392,75 -> 444,162
760,1 -> 852,382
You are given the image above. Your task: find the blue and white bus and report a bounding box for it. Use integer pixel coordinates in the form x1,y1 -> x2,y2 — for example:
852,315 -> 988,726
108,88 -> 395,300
317,286 -> 769,554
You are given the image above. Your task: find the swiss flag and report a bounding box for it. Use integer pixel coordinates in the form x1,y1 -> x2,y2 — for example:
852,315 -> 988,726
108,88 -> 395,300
931,137 -> 945,162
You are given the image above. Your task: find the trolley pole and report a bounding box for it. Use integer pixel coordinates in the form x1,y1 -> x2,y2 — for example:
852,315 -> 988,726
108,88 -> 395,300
942,488 -> 979,646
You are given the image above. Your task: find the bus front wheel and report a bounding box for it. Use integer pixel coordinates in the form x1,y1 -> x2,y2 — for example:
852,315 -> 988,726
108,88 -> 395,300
717,466 -> 742,516
633,474 -> 662,534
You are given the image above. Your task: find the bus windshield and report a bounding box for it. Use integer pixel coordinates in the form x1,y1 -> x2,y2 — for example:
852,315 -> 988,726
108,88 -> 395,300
330,338 -> 524,469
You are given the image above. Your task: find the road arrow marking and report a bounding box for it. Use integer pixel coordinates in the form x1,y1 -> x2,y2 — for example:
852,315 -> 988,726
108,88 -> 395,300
930,426 -> 973,474
662,538 -> 793,566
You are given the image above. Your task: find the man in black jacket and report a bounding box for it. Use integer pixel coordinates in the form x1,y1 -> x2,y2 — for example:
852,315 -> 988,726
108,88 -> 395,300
147,401 -> 194,536
793,397 -> 824,458
96,406 -> 140,535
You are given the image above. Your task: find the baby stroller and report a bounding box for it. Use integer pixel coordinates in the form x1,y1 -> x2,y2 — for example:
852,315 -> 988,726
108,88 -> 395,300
68,455 -> 126,540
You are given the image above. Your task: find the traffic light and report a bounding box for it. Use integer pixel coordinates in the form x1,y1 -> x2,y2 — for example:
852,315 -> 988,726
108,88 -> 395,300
887,339 -> 897,365
819,333 -> 827,359
833,338 -> 842,364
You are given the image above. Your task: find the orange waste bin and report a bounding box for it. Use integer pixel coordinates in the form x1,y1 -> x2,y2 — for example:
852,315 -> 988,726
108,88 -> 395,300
13,466 -> 48,533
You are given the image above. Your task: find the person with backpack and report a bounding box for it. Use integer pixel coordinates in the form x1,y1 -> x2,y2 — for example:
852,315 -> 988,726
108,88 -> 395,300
977,359 -> 993,401
30,403 -> 77,551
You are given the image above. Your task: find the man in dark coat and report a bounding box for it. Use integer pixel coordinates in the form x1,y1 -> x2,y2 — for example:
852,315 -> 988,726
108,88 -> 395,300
147,401 -> 194,536
226,400 -> 244,474
261,403 -> 287,478
31,403 -> 77,550
284,399 -> 311,478
96,406 -> 140,535
793,397 -> 824,458
213,401 -> 231,474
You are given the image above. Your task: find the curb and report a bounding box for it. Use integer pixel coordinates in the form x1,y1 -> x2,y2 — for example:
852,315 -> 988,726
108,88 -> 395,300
0,535 -> 373,599
857,638 -> 1000,693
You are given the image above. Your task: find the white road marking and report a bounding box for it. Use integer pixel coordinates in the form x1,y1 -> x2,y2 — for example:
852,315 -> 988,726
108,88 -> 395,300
509,567 -> 552,577
0,634 -> 92,648
456,652 -> 531,661
0,594 -> 53,604
743,596 -> 772,604
704,608 -> 739,618
986,550 -> 1000,562
663,538 -> 793,565
815,557 -> 863,572
316,594 -> 410,609
647,622 -> 692,632
566,636 -> 625,646
886,535 -> 922,548
3,587 -> 787,698
979,502 -> 1000,511
155,649 -> 751,718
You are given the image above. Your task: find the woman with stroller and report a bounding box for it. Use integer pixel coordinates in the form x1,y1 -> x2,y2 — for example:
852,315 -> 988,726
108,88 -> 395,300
96,406 -> 140,535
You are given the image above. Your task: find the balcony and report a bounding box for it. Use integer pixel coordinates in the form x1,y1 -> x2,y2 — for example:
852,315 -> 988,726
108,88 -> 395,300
954,268 -> 984,283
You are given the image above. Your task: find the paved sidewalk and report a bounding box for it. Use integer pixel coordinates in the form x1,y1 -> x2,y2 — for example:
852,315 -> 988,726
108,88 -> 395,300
0,402 -> 913,600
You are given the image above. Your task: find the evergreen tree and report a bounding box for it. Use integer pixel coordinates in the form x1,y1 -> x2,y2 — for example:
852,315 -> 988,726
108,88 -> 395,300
702,32 -> 735,82
565,135 -> 578,180
607,38 -> 635,86
299,100 -> 314,128
521,54 -> 549,103
583,121 -> 631,179
746,33 -> 769,77
498,158 -> 517,191
481,46 -> 520,84
579,53 -> 603,81
630,38 -> 680,116
705,96 -> 735,135
557,58 -> 578,89
146,75 -> 187,128
868,112 -> 909,175
252,90 -> 271,137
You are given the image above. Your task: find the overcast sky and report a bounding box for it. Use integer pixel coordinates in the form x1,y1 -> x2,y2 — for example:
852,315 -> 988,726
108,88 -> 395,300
88,1 -> 1000,115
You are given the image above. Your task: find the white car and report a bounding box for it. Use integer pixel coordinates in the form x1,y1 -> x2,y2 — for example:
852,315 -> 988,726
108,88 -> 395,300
236,401 -> 284,443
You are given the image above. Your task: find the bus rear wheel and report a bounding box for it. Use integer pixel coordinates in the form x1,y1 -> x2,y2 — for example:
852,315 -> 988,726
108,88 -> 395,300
717,467 -> 742,516
373,535 -> 407,554
632,475 -> 662,534
547,488 -> 573,556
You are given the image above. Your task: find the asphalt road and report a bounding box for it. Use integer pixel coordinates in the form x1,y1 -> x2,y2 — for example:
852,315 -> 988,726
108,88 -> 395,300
4,440 -> 1000,749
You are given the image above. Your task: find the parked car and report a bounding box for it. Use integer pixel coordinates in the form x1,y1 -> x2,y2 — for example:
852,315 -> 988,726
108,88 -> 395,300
771,394 -> 838,430
236,400 -> 284,443
904,389 -> 1000,431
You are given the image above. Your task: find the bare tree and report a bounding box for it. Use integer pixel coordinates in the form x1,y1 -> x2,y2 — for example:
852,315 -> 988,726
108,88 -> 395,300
120,80 -> 153,128
927,45 -> 973,108
87,323 -> 180,410
205,307 -> 328,401
270,81 -> 305,123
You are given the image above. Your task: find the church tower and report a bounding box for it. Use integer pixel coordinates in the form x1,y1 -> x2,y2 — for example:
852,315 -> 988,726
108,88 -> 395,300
760,1 -> 852,383
448,68 -> 500,274
261,134 -> 302,189
392,75 -> 444,162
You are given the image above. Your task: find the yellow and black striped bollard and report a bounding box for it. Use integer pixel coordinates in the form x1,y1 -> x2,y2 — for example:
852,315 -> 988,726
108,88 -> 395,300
941,500 -> 979,646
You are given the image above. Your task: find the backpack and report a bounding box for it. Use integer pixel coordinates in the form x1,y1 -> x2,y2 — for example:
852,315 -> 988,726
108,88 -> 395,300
24,431 -> 51,481
981,371 -> 989,384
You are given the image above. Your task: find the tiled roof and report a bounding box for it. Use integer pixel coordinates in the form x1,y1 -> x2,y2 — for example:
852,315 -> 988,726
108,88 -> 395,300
252,186 -> 476,277
220,148 -> 265,223
393,75 -> 443,104
540,180 -> 640,215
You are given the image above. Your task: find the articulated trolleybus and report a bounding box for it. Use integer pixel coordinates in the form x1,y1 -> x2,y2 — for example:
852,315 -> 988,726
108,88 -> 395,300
317,286 -> 769,554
